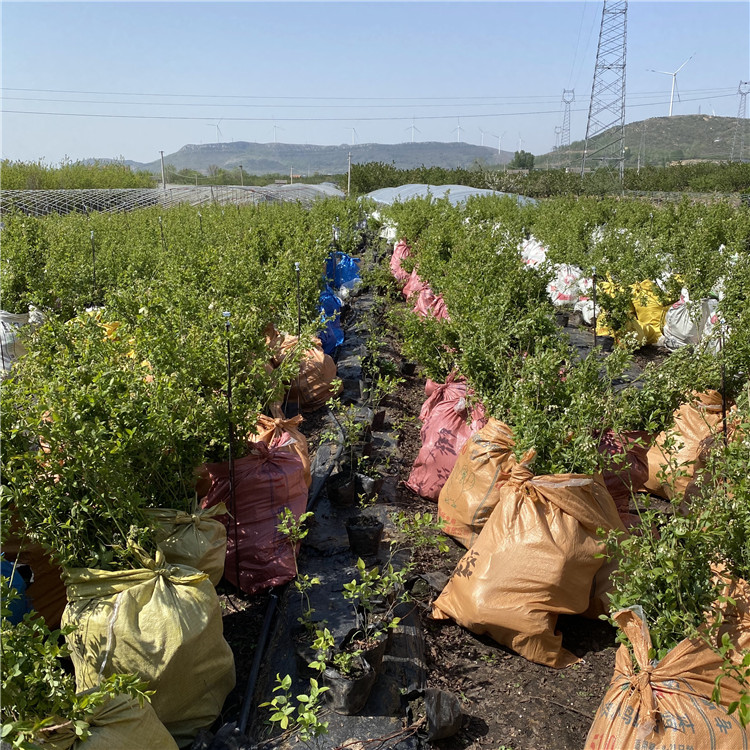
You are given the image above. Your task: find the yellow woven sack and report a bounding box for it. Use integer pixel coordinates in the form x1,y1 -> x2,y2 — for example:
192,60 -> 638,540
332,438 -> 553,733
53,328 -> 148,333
437,419 -> 516,548
62,552 -> 235,748
145,504 -> 227,586
42,695 -> 178,750
627,280 -> 668,345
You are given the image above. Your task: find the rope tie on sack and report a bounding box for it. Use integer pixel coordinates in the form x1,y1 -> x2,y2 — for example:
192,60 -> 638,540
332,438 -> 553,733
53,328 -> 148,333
630,664 -> 658,739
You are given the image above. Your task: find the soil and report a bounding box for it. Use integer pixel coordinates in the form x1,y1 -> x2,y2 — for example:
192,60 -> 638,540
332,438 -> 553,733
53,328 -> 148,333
214,290 -> 672,750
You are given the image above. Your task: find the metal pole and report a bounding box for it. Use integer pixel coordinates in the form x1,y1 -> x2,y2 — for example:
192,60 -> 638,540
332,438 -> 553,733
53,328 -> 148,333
90,229 -> 97,304
158,216 -> 168,252
290,166 -> 293,185
237,591 -> 278,736
347,151 -> 352,196
223,311 -> 241,592
239,164 -> 244,187
295,262 -> 301,415
592,267 -> 598,349
159,150 -> 166,190
721,326 -> 728,448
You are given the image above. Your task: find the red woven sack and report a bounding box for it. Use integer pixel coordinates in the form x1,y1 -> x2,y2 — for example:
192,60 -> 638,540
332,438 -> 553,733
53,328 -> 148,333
407,377 -> 487,501
390,240 -> 412,282
200,441 -> 308,595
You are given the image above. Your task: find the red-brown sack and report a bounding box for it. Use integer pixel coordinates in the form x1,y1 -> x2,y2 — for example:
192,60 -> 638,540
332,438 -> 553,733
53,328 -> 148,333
2,533 -> 66,629
406,378 -> 487,501
402,269 -> 427,300
413,285 -> 450,321
250,413 -> 311,487
438,419 -> 517,548
584,605 -> 748,749
597,429 -> 650,519
390,240 -> 412,282
432,453 -> 625,668
199,441 -> 308,595
643,390 -> 727,499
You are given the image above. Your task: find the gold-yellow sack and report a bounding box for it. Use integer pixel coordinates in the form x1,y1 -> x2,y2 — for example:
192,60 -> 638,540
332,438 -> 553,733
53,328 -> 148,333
62,552 -> 235,748
145,504 -> 227,586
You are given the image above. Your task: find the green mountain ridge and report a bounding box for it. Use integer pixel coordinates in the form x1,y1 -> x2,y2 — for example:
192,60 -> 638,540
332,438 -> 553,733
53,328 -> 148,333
537,114 -> 749,168
114,115 -> 749,176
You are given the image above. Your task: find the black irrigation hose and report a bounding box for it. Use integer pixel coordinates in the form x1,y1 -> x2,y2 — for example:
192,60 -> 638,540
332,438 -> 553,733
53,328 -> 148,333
238,590 -> 279,737
236,392 -> 346,736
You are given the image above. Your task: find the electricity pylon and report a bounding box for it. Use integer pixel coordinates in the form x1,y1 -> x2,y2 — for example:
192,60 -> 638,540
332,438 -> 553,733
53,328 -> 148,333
731,81 -> 750,162
581,0 -> 627,188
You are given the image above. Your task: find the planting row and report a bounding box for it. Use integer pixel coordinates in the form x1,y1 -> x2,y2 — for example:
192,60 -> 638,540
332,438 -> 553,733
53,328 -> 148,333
0,200 -> 369,748
370,192 -> 750,742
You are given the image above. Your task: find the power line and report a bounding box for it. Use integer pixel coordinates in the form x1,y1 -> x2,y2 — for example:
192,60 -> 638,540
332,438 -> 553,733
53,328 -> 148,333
1,86 -> 735,105
1,93 -> 735,125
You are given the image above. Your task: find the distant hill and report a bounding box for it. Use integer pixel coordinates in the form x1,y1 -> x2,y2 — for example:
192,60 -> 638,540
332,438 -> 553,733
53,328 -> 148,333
536,115 -> 749,168
125,141 -> 511,176
97,115 -> 750,177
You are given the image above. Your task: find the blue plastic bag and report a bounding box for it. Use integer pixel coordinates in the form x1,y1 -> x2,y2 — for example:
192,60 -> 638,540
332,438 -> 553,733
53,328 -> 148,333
1,557 -> 30,624
326,252 -> 361,289
318,286 -> 344,355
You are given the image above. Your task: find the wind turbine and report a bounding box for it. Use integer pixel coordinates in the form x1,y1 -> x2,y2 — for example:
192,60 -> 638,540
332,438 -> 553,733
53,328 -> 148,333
206,120 -> 223,143
452,118 -> 462,143
648,53 -> 695,117
272,123 -> 284,144
479,127 -> 487,147
405,118 -> 421,143
347,127 -> 358,146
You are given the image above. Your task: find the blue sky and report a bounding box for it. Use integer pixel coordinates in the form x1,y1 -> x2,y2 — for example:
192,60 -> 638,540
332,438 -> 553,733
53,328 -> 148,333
2,1 -> 748,165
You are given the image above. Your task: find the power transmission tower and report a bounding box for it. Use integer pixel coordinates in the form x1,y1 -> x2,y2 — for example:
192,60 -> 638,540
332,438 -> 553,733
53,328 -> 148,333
731,81 -> 750,162
581,0 -> 627,187
560,89 -> 575,169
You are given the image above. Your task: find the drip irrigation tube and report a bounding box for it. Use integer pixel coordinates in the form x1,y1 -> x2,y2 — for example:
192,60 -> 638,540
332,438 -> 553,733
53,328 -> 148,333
235,408 -> 345,737
238,591 -> 279,737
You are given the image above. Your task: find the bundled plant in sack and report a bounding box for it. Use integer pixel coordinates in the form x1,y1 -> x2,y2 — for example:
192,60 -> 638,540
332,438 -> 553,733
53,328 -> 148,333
602,388 -> 750,726
0,573 -> 170,750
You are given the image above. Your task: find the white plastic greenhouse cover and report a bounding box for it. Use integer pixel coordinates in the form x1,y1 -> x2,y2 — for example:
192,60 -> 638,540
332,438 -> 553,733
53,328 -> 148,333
365,183 -> 537,206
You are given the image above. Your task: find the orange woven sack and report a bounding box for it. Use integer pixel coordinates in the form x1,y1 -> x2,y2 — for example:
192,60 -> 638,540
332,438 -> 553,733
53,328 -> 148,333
437,419 -> 516,548
274,335 -> 341,412
432,453 -> 625,668
250,412 -> 311,487
643,390 -> 727,499
584,605 -> 748,749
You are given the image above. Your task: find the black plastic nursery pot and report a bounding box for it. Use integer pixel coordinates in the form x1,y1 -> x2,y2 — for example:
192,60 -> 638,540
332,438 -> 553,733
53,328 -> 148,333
327,472 -> 358,507
341,626 -> 389,674
371,408 -> 386,431
322,661 -> 377,715
345,515 -> 384,557
598,335 -> 615,352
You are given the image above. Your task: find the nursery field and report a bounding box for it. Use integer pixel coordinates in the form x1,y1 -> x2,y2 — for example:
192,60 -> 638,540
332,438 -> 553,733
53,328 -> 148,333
1,191 -> 749,750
